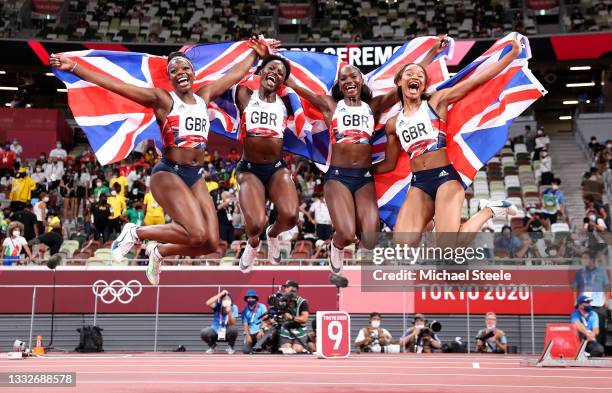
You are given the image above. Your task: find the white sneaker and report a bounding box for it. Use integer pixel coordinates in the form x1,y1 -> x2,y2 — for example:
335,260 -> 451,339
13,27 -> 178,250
239,242 -> 258,274
266,226 -> 281,265
480,199 -> 518,218
226,347 -> 236,354
145,242 -> 163,286
111,223 -> 138,261
206,347 -> 216,354
329,243 -> 344,274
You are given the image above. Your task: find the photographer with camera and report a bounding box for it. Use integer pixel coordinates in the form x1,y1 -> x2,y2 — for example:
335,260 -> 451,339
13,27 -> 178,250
475,312 -> 508,354
276,280 -> 310,353
355,312 -> 394,353
200,289 -> 239,354
241,289 -> 267,354
400,314 -> 442,353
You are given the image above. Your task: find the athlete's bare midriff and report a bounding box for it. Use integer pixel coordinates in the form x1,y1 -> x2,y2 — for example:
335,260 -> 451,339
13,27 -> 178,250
242,137 -> 284,163
330,143 -> 373,169
409,148 -> 450,172
164,147 -> 206,166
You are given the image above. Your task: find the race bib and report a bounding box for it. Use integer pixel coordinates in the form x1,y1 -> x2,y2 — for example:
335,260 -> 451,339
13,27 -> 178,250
179,113 -> 209,139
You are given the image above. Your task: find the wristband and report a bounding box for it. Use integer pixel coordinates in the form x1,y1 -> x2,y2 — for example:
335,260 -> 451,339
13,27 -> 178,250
71,62 -> 78,72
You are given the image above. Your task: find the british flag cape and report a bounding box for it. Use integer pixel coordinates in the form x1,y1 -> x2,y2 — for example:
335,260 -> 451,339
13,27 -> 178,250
54,34 -> 545,227
371,33 -> 546,227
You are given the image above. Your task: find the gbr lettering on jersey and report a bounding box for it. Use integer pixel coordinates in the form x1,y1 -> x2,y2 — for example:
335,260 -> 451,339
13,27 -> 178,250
332,101 -> 374,144
161,92 -> 209,149
243,93 -> 287,138
396,101 -> 446,159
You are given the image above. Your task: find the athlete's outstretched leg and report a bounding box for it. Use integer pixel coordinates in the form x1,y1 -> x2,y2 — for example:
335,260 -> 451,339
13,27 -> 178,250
393,186 -> 435,246
266,168 -> 299,264
354,182 -> 380,250
324,180 -> 356,273
237,172 -> 266,272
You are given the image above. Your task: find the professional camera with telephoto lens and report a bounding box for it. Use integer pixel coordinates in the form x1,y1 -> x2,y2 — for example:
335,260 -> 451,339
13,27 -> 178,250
252,290 -> 298,352
418,320 -> 442,340
475,329 -> 495,341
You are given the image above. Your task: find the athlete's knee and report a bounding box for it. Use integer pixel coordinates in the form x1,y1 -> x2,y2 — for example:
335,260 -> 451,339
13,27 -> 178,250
186,229 -> 211,249
334,227 -> 355,248
246,215 -> 267,237
277,207 -> 299,228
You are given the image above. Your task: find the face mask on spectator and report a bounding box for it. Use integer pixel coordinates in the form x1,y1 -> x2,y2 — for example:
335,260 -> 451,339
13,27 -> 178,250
607,144 -> 612,149
529,208 -> 536,214
40,155 -> 45,160
371,320 -> 380,328
537,131 -> 543,136
541,152 -> 548,157
552,184 -> 558,190
247,299 -> 257,306
96,182 -> 102,187
486,323 -> 496,330
221,300 -> 232,308
43,197 -> 49,202
414,322 -> 425,329
549,249 -> 557,256
589,215 -> 597,221
132,188 -> 138,195
12,230 -> 20,237
56,143 -> 62,148
584,304 -> 592,312
36,167 -> 42,172
111,190 -> 117,196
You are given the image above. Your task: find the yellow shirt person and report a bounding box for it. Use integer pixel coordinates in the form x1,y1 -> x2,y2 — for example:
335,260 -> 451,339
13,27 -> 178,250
107,192 -> 126,220
143,192 -> 165,226
10,170 -> 36,203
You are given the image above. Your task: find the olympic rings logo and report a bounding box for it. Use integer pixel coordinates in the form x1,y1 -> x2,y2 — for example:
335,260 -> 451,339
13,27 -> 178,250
92,280 -> 143,304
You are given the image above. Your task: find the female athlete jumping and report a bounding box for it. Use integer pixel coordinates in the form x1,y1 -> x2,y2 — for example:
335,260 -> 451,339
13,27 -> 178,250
373,39 -> 521,244
234,55 -> 298,272
286,38 -> 448,273
49,38 -> 270,284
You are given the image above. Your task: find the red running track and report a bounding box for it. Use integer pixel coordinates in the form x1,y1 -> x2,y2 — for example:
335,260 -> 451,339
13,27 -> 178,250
1,353 -> 612,393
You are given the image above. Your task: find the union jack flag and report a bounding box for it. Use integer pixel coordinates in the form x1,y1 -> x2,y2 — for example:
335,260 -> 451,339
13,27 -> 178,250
374,33 -> 547,227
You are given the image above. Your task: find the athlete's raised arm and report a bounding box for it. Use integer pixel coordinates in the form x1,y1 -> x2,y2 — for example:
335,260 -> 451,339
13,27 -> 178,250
49,53 -> 171,112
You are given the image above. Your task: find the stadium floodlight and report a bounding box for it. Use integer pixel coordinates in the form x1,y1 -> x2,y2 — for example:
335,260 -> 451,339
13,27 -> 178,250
0,71 -> 6,74
562,100 -> 578,105
0,86 -> 18,90
4,103 -> 11,107
569,66 -> 591,71
56,88 -> 67,92
45,72 -> 55,76
559,116 -> 572,120
566,82 -> 595,87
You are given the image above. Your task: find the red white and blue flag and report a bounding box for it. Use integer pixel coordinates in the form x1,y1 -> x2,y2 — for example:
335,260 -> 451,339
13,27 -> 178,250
374,33 -> 546,227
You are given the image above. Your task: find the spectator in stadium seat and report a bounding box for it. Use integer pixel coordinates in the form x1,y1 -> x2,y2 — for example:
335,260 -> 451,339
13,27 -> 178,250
241,289 -> 267,354
107,183 -> 126,236
516,233 -> 542,262
533,127 -> 549,160
583,208 -> 608,233
2,221 -> 33,265
539,149 -> 553,185
312,239 -> 329,259
11,203 -> 38,241
574,252 -> 610,349
524,125 -> 535,152
43,156 -> 64,183
588,136 -> 601,152
541,178 -> 564,224
93,178 -> 110,201
33,193 -> 48,234
126,201 -> 144,226
91,194 -> 111,242
307,193 -> 332,241
400,314 -> 441,353
584,197 -> 608,227
143,190 -> 165,226
522,205 -> 544,235
31,164 -> 45,184
9,168 -> 36,213
81,147 -> 95,165
570,6 -> 585,31
494,225 -> 521,258
201,289 -> 239,354
10,139 -> 22,157
109,168 -> 128,196
49,141 -> 67,161
0,146 -> 17,177
356,312 -> 394,353
571,295 -> 604,357
215,190 -> 235,244
35,220 -> 64,256
476,312 -> 508,353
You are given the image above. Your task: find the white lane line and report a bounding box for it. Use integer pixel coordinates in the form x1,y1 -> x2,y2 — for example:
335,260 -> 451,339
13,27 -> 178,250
66,370 -> 612,379
72,380 -> 612,390
473,362 -> 480,368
